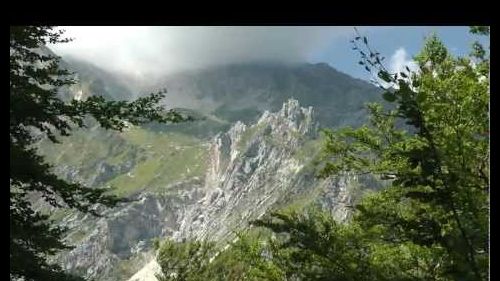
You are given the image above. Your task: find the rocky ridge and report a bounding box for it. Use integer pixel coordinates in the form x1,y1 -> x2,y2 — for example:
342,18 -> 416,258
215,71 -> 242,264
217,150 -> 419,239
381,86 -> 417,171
53,99 -> 356,281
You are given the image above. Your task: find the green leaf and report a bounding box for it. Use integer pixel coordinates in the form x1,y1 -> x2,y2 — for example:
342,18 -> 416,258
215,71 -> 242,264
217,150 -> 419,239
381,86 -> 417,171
378,71 -> 392,83
382,92 -> 396,102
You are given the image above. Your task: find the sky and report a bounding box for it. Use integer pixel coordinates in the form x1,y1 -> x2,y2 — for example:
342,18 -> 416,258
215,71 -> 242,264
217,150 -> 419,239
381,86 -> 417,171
309,26 -> 489,81
49,26 -> 489,82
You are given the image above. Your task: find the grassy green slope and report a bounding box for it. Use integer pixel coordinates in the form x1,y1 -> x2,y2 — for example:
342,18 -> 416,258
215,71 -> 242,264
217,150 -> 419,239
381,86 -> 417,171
106,127 -> 207,197
37,124 -> 208,199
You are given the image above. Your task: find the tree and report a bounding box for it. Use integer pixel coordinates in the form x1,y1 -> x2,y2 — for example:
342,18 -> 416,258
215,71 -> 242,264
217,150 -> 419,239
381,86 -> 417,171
256,27 -> 489,280
254,206 -> 374,281
155,231 -> 284,281
155,239 -> 215,281
206,231 -> 285,281
10,26 -> 188,281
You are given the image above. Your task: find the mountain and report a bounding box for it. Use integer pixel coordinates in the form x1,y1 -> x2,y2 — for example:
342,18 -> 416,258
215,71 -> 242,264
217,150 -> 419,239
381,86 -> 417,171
146,62 -> 382,127
34,53 -> 386,280
50,100 -> 371,281
61,56 -> 135,101
36,46 -> 135,102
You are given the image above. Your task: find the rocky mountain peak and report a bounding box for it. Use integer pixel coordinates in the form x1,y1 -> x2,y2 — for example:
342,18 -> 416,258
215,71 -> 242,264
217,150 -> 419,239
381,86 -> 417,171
258,98 -> 316,137
127,99 -> 332,280
45,92 -> 357,281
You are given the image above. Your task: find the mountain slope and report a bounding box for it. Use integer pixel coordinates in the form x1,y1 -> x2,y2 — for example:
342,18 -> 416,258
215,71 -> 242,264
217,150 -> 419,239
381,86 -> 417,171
126,99 -> 364,281
147,62 -> 382,127
34,52 -> 386,280
48,100 -> 367,281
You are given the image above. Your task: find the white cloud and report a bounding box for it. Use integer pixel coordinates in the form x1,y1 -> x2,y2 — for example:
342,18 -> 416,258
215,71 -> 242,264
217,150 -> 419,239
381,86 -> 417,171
389,47 -> 419,74
49,26 -> 356,79
373,47 -> 419,89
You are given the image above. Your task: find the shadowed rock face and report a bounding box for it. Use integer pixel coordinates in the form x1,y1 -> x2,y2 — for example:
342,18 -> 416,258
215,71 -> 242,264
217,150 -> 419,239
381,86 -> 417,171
55,183 -> 204,280
54,100 -> 358,281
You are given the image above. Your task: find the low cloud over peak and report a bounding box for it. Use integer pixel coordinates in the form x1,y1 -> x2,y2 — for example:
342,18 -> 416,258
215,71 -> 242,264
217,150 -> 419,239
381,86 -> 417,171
49,26 -> 356,79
